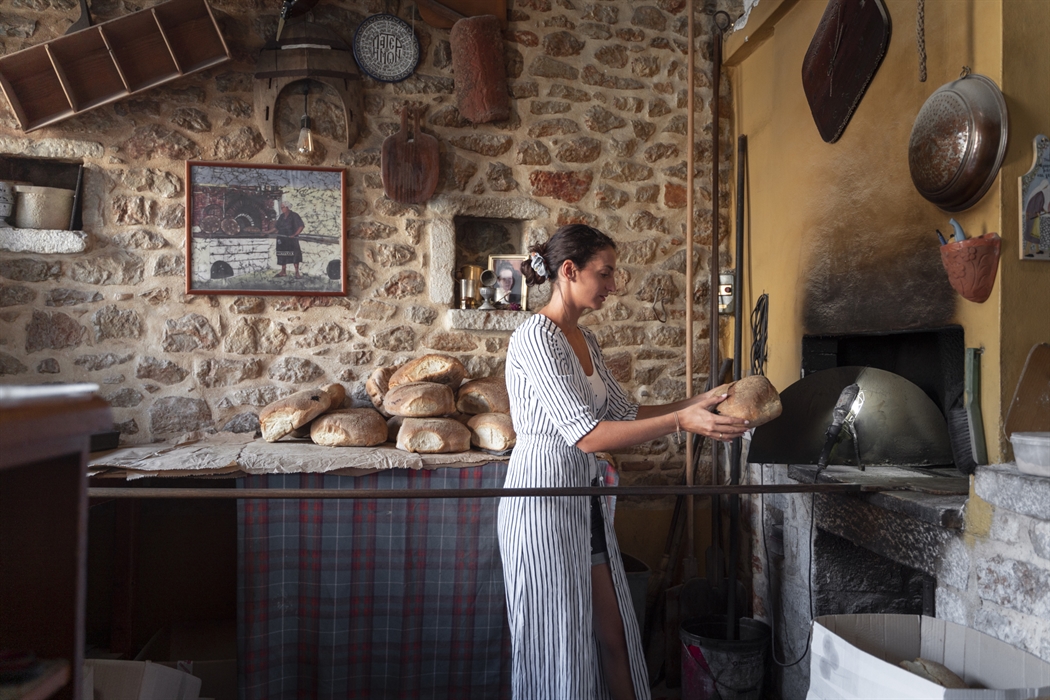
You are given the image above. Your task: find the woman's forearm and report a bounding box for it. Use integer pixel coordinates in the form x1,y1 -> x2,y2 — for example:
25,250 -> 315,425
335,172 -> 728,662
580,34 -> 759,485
575,414 -> 677,453
635,396 -> 701,420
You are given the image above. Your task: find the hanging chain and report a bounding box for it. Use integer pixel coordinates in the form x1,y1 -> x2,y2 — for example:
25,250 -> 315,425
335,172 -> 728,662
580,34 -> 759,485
917,0 -> 927,82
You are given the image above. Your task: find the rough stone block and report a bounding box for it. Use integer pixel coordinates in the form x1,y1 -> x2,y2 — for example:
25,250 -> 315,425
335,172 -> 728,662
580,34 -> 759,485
976,464 -> 1050,520
934,585 -> 970,626
976,555 -> 1050,617
937,535 -> 971,590
0,228 -> 89,254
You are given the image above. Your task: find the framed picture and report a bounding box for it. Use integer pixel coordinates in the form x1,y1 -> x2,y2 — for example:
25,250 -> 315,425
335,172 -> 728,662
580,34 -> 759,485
488,254 -> 528,309
185,161 -> 346,295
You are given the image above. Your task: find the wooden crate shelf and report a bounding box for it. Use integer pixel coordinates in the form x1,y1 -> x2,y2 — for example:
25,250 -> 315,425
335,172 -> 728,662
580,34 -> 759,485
0,0 -> 229,132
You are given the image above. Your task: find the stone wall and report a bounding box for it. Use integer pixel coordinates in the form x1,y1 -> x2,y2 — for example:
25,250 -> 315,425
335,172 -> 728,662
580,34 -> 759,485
936,465 -> 1050,663
0,0 -> 738,480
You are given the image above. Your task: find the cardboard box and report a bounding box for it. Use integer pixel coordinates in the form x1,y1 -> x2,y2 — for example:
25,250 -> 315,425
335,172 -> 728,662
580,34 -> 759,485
135,620 -> 236,700
808,615 -> 1050,699
85,659 -> 202,700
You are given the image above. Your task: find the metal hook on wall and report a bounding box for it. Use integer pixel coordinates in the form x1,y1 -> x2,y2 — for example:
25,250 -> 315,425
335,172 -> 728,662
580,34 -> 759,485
652,284 -> 669,323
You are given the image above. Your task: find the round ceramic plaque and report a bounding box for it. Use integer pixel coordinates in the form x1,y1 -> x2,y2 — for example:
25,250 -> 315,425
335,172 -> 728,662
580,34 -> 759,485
353,14 -> 419,83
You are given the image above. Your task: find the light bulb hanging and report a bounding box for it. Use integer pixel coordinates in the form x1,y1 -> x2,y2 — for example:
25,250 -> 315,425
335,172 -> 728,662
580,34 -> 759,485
297,83 -> 314,155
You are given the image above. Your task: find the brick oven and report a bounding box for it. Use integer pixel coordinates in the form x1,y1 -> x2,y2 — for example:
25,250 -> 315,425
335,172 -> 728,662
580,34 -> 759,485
744,329 -> 1050,698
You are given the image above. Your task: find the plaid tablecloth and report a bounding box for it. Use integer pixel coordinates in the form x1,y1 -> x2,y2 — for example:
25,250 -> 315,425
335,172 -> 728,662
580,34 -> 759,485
237,464 -> 511,700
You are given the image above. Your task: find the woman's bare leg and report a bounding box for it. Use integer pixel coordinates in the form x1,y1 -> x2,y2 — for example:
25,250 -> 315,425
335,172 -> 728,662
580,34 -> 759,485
592,562 -> 638,700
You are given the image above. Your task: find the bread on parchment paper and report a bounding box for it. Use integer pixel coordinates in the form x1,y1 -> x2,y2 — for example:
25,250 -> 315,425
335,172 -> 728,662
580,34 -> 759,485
467,412 -> 516,452
898,658 -> 968,689
388,353 -> 467,390
396,417 -> 471,453
310,408 -> 388,447
386,415 -> 404,444
383,381 -> 456,417
366,366 -> 398,415
457,377 -> 510,415
260,387 -> 332,442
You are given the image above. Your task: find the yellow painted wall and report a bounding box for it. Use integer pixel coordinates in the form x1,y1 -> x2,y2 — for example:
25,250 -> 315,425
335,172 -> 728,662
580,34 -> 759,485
727,0 -> 1049,463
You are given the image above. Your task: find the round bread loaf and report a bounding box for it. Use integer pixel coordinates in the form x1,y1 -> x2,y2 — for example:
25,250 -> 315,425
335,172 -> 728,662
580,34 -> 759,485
259,387 -> 333,442
366,366 -> 398,414
396,417 -> 471,453
714,375 -> 782,427
388,353 -> 467,389
467,412 -> 516,452
310,408 -> 388,447
383,381 -> 456,417
457,377 -> 510,414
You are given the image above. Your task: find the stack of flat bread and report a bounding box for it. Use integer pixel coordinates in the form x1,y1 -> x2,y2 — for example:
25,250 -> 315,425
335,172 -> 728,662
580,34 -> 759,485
256,353 -> 515,454
366,354 -> 515,453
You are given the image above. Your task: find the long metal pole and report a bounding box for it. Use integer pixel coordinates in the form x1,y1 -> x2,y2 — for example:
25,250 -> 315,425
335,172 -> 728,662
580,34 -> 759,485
709,12 -> 724,589
726,135 -> 748,640
684,0 -> 697,580
88,483 -> 895,500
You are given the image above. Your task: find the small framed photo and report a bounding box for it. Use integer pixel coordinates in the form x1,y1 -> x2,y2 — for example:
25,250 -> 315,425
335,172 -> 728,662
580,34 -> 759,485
488,254 -> 528,309
185,161 -> 346,295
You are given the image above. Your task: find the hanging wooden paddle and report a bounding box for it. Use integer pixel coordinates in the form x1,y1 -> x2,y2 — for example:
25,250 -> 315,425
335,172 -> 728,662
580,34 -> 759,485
381,107 -> 439,204
801,0 -> 891,143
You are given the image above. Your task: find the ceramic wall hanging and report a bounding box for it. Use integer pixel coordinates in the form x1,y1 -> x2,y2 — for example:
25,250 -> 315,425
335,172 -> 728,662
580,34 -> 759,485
939,219 -> 1000,303
353,14 -> 419,83
1020,134 -> 1050,260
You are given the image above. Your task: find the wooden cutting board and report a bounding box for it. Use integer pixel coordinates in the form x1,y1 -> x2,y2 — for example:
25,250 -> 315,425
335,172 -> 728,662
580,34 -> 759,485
381,108 -> 439,205
417,0 -> 508,29
1005,343 -> 1050,434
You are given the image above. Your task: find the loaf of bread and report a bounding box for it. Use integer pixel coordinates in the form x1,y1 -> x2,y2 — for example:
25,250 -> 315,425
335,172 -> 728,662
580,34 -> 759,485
899,658 -> 968,689
714,375 -> 782,426
321,382 -> 346,409
467,412 -> 516,452
260,387 -> 333,442
366,366 -> 398,414
287,382 -> 348,437
389,353 -> 467,389
396,417 -> 471,453
310,408 -> 388,447
457,377 -> 510,415
383,381 -> 456,417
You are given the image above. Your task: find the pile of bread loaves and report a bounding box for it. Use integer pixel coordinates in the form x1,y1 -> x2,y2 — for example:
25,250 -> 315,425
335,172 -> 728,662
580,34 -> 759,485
258,353 -> 515,454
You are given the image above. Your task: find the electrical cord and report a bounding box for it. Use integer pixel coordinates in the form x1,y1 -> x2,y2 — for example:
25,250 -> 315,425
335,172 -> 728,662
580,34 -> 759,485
759,462 -> 822,668
750,293 -> 768,377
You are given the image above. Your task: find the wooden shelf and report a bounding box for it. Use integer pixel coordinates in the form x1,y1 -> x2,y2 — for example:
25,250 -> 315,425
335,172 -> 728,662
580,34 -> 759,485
0,0 -> 229,132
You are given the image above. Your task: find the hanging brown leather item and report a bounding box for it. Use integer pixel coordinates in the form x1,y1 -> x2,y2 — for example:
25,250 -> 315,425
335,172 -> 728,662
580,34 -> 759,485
801,0 -> 891,143
381,107 -> 439,204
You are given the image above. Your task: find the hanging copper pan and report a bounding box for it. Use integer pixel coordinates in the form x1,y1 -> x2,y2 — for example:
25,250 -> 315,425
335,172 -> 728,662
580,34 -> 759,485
908,72 -> 1009,212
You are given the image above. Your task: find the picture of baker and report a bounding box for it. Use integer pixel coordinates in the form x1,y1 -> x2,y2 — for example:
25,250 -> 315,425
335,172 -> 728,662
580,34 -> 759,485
494,260 -> 521,304
274,201 -> 304,278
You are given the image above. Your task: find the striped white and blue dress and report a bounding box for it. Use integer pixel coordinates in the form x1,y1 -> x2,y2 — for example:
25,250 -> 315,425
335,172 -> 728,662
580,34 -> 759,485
498,314 -> 651,700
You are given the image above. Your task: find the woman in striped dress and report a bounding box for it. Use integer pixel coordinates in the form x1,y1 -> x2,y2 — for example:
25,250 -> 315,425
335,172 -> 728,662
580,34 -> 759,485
498,225 -> 749,699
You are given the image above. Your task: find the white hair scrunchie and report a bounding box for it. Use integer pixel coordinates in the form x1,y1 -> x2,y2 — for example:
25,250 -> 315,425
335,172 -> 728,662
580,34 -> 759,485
529,251 -> 548,280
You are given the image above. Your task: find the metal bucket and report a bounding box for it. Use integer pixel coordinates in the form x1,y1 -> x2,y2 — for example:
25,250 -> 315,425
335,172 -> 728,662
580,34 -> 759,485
680,616 -> 770,700
620,552 -> 650,633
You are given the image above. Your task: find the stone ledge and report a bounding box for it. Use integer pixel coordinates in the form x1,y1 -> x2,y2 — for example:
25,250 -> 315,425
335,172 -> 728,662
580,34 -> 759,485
447,309 -> 532,332
975,464 -> 1050,521
0,227 -> 89,254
